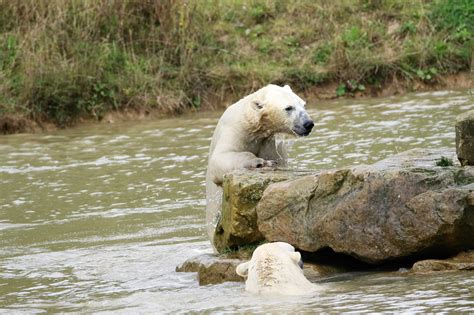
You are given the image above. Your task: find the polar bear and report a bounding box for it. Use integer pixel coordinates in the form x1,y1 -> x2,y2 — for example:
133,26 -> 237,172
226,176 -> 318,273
205,84 -> 313,246
236,242 -> 319,295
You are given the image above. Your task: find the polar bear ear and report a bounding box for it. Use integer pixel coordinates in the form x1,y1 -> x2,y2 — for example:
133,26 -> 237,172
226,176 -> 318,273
290,251 -> 301,264
283,85 -> 293,92
252,101 -> 264,110
236,261 -> 250,277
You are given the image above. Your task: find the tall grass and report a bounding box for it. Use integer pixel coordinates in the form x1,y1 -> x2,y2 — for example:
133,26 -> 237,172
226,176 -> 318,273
0,0 -> 472,128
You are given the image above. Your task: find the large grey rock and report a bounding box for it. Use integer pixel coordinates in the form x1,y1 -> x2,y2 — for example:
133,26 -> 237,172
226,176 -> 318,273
456,109 -> 474,166
257,148 -> 474,263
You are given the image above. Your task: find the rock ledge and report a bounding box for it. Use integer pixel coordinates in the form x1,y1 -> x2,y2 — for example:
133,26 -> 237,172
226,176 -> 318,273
215,148 -> 474,264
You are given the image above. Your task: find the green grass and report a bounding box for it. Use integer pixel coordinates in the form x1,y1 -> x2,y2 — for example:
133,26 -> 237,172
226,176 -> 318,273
0,0 -> 472,128
435,156 -> 455,167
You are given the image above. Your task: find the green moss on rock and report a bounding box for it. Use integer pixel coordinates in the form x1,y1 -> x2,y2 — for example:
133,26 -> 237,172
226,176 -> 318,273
213,169 -> 308,253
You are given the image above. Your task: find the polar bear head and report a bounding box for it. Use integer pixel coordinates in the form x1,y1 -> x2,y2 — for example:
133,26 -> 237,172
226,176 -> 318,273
236,242 -> 303,278
246,84 -> 314,137
235,242 -> 317,295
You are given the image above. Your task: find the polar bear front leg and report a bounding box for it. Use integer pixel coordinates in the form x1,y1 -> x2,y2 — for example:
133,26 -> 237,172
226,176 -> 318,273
210,151 -> 276,185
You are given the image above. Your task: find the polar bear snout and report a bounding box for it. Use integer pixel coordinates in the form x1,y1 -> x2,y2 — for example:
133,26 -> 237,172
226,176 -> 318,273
290,107 -> 314,136
293,118 -> 314,136
303,120 -> 314,134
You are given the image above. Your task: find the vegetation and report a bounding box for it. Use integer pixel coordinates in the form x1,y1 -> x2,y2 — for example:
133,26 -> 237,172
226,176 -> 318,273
220,241 -> 267,259
435,156 -> 454,167
0,0 -> 472,129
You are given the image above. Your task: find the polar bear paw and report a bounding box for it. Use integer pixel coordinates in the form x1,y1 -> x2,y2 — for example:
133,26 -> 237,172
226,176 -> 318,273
245,158 -> 278,169
262,160 -> 278,168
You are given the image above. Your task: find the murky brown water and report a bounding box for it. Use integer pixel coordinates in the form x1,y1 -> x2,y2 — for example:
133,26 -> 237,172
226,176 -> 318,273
1,90 -> 473,313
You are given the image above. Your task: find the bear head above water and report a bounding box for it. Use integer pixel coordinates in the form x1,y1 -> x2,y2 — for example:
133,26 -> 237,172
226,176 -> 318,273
236,242 -> 319,295
244,84 -> 314,138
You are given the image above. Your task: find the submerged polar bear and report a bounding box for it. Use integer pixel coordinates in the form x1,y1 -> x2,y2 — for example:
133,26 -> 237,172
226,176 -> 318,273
205,84 -> 313,246
236,242 -> 319,295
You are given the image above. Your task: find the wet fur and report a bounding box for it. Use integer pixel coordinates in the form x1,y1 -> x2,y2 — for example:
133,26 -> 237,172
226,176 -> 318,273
236,242 -> 319,295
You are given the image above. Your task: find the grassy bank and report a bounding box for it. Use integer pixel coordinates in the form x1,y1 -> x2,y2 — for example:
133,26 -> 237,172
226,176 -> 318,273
0,0 -> 472,132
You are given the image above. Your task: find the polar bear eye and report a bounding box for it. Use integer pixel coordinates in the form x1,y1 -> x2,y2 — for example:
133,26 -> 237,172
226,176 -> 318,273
285,106 -> 294,112
253,101 -> 264,110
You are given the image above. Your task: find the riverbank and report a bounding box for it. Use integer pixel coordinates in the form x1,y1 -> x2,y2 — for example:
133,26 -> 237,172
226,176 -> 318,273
1,1 -> 472,134
1,73 -> 472,135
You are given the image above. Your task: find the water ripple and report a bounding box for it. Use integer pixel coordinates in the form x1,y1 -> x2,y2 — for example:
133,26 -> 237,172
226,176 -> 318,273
0,90 -> 473,313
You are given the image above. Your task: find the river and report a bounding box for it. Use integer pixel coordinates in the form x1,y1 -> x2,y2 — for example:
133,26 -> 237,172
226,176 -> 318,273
1,90 -> 473,313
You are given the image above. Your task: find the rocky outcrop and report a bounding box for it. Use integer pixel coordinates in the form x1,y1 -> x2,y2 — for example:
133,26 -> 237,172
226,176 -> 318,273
258,149 -> 473,263
412,251 -> 474,272
216,148 -> 474,264
456,109 -> 474,166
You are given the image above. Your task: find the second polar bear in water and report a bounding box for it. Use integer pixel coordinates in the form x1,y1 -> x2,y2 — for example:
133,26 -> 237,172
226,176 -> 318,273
236,242 -> 319,295
205,84 -> 314,245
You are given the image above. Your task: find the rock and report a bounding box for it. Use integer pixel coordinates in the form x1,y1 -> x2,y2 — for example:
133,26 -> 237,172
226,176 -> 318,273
456,109 -> 474,166
176,254 -> 244,285
213,170 -> 310,252
412,251 -> 474,272
215,149 -> 474,263
257,148 -> 474,263
302,261 -> 349,281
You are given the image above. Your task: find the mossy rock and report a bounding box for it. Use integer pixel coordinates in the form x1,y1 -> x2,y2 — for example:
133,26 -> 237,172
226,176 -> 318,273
213,169 -> 310,253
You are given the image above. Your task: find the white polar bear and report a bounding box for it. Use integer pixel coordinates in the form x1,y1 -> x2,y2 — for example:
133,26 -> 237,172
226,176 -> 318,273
205,84 -> 313,246
236,242 -> 319,295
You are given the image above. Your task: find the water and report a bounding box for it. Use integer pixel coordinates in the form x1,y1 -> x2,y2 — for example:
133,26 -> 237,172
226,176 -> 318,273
1,90 -> 473,313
